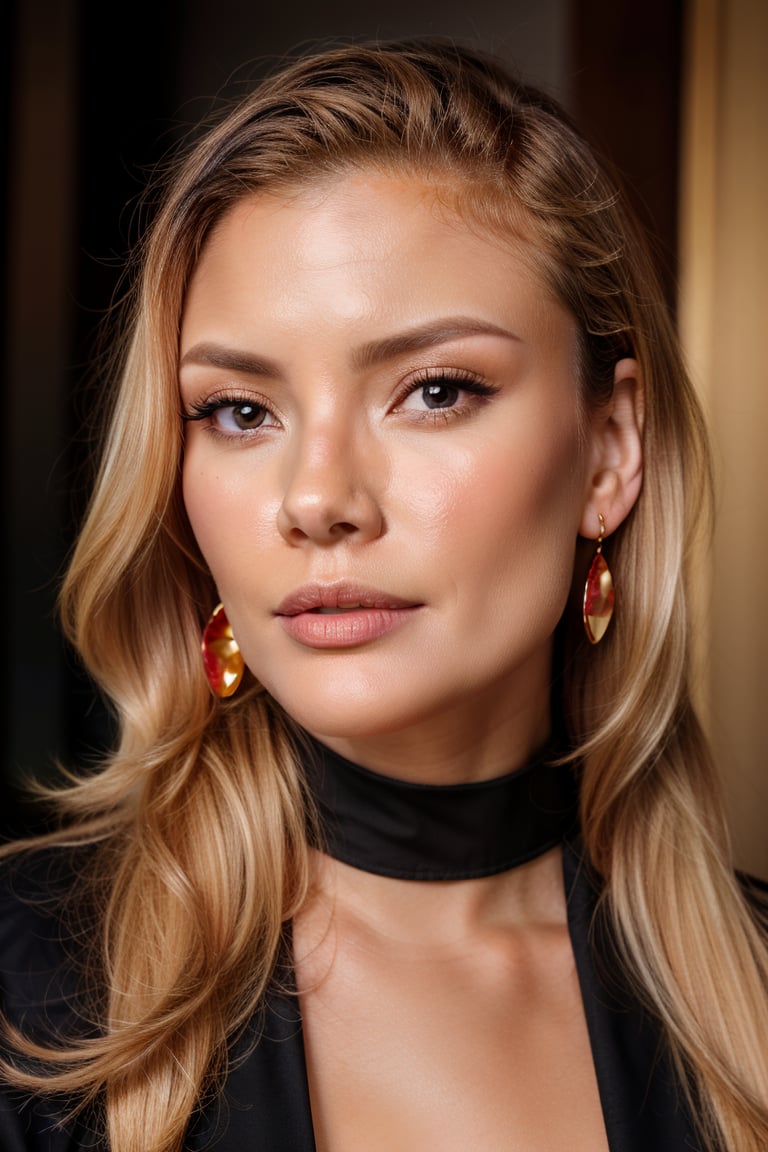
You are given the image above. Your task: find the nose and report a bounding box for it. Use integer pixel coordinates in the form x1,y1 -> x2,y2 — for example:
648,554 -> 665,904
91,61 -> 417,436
276,425 -> 385,546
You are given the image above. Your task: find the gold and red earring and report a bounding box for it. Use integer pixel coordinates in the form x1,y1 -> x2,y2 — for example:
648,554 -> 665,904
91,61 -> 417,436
582,514 -> 615,645
201,602 -> 244,697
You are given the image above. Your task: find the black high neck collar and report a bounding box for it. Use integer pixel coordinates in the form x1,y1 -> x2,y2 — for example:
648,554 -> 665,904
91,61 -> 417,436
301,737 -> 579,881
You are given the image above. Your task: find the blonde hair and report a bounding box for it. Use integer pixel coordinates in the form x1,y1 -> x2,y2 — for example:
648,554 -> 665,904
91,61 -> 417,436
2,38 -> 766,1152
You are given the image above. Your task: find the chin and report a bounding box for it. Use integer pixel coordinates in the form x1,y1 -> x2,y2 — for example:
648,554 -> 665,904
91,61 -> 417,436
272,697 -> 416,742
261,674 -> 440,744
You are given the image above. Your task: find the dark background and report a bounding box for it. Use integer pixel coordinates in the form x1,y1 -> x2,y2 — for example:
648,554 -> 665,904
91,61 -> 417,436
2,0 -> 683,838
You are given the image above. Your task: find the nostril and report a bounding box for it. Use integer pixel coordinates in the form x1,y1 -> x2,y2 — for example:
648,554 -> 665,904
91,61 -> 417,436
276,478 -> 384,545
284,520 -> 358,543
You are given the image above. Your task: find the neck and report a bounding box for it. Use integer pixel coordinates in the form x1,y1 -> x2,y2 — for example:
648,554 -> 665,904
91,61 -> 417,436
299,732 -> 578,882
304,843 -> 568,946
300,697 -> 553,786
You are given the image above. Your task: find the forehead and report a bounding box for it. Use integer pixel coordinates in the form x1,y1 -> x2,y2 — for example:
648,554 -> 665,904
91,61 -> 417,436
201,165 -> 548,271
180,170 -> 576,362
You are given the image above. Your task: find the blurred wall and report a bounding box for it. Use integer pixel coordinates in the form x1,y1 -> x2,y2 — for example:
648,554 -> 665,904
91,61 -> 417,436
679,0 -> 768,878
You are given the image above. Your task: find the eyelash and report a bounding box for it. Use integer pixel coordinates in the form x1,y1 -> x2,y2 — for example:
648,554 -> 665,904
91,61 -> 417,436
181,369 -> 499,438
182,392 -> 277,436
392,368 -> 498,421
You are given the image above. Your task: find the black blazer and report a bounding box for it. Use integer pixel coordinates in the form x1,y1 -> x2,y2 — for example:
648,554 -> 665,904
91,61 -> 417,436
0,842 -> 701,1150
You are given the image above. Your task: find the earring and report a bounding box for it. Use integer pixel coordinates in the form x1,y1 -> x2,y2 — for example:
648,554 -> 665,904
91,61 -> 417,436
582,514 -> 614,645
201,602 -> 245,697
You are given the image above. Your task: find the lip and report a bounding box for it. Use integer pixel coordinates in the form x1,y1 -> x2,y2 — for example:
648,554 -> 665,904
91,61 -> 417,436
276,582 -> 420,616
275,582 -> 422,649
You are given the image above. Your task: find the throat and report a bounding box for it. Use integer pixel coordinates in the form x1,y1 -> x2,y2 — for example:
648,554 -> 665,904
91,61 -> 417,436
299,733 -> 579,882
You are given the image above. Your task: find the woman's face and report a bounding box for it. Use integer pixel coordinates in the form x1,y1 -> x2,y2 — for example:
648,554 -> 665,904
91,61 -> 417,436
180,172 -> 600,774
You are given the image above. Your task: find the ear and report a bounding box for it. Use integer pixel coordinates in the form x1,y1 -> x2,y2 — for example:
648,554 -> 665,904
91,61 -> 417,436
580,357 -> 644,539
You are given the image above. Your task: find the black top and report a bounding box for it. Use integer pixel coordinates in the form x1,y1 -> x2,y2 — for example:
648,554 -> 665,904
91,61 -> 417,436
0,741 -> 706,1150
0,843 -> 702,1151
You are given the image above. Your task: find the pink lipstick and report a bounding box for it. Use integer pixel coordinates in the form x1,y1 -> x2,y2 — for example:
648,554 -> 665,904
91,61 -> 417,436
275,583 -> 421,648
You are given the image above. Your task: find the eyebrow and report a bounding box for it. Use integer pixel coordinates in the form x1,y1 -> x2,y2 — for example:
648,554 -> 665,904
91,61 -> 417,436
179,317 -> 521,377
350,317 -> 521,369
179,344 -> 279,376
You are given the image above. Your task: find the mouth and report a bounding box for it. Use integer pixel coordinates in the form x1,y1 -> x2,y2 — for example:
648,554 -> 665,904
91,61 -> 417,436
275,583 -> 422,649
311,606 -> 371,614
275,583 -> 421,617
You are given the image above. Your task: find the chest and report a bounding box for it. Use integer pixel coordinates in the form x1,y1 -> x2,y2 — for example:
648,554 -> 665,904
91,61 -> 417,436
295,917 -> 609,1152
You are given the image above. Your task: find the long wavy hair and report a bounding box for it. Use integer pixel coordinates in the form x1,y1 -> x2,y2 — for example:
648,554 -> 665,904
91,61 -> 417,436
2,38 -> 767,1152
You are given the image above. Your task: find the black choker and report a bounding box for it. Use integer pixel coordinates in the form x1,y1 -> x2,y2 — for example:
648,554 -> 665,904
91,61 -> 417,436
302,737 -> 579,881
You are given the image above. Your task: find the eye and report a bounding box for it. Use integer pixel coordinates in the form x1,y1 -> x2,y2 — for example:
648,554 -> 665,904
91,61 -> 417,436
215,400 -> 274,432
419,381 -> 462,409
394,371 -> 498,416
182,395 -> 280,436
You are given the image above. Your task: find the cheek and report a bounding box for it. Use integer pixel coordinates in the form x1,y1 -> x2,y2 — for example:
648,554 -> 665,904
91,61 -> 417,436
183,461 -> 225,571
425,425 -> 585,547
182,456 -> 277,578
446,429 -> 587,615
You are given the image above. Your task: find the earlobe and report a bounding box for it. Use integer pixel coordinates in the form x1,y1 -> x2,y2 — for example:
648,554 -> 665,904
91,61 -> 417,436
580,356 -> 644,538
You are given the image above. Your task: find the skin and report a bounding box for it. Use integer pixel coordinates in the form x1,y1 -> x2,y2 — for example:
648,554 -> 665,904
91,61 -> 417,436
180,171 -> 643,1150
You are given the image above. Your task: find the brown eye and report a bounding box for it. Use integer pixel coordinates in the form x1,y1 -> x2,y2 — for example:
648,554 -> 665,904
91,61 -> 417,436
422,382 -> 461,409
209,399 -> 279,435
183,395 -> 280,436
227,402 -> 268,430
393,373 -> 497,419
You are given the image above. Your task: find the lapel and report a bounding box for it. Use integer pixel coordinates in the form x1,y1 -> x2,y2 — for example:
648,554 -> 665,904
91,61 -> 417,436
187,844 -> 700,1151
185,985 -> 317,1151
563,841 -> 701,1151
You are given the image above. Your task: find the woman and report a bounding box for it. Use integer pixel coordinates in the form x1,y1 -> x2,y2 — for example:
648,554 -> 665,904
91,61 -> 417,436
1,37 -> 766,1152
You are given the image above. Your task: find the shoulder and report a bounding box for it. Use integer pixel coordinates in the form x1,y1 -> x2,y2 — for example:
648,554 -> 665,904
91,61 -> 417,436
0,844 -> 99,1038
0,846 -> 105,1150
